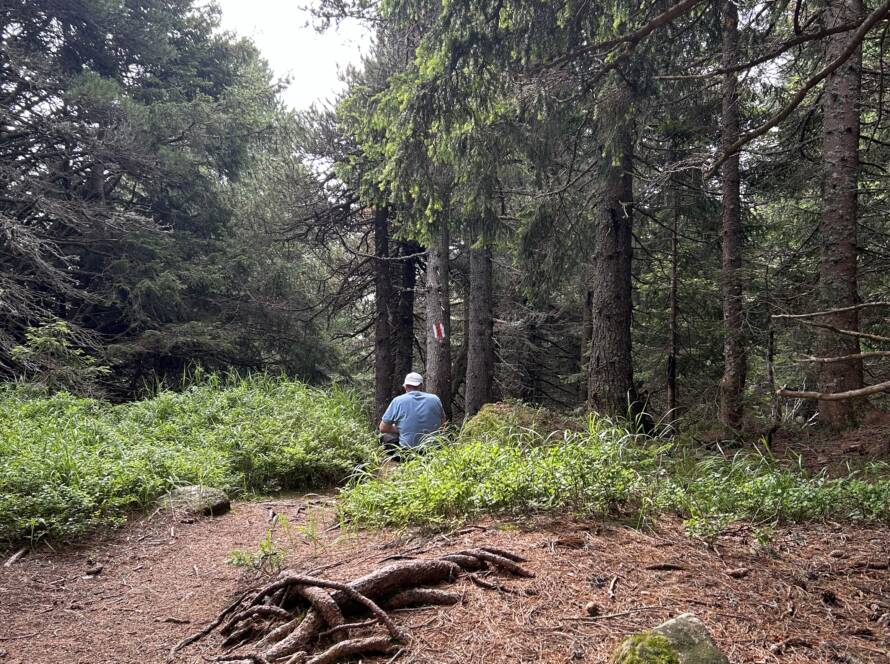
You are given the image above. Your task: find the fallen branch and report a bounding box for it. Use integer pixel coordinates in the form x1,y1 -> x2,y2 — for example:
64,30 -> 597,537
0,632 -> 39,641
847,560 -> 889,571
608,575 -> 620,599
770,636 -> 811,654
3,547 -> 27,568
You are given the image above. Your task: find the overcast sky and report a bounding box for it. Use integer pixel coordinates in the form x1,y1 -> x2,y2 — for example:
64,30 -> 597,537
214,1 -> 371,110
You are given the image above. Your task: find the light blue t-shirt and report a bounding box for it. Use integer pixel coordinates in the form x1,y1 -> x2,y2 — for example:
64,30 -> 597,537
381,391 -> 445,448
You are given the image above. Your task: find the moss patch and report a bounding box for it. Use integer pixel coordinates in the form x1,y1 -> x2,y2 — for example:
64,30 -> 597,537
611,633 -> 680,664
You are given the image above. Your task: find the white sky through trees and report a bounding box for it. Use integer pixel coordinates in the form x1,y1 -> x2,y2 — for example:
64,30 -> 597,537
214,0 -> 371,110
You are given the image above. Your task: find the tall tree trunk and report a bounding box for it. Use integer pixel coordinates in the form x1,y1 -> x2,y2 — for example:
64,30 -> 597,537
425,224 -> 452,419
718,0 -> 747,431
818,0 -> 865,430
451,274 -> 470,407
391,241 -> 419,390
579,267 -> 593,403
465,244 -> 494,417
373,207 -> 394,420
587,101 -> 635,417
668,189 -> 679,415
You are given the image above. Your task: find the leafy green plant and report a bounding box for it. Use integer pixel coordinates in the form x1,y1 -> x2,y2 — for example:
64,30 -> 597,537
226,528 -> 284,574
0,375 -> 380,547
297,509 -> 324,549
339,411 -> 890,534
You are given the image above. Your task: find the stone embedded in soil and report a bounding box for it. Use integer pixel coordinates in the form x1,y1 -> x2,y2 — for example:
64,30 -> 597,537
611,613 -> 729,664
161,485 -> 231,516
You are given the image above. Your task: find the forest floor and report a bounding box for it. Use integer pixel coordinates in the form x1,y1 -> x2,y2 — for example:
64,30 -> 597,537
769,416 -> 890,473
690,411 -> 890,475
1,496 -> 888,664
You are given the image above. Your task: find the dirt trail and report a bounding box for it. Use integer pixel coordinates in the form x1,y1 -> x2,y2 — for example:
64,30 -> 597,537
1,499 -> 888,663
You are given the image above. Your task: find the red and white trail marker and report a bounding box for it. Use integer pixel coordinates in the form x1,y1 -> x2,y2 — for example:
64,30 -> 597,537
432,321 -> 446,340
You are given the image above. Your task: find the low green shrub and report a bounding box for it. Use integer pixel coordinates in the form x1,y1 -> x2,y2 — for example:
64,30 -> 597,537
0,375 -> 379,547
459,401 -> 582,442
339,413 -> 890,533
340,416 -> 667,529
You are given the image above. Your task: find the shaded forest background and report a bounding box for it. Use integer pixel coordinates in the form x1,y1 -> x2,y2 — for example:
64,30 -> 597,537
3,0 -> 890,433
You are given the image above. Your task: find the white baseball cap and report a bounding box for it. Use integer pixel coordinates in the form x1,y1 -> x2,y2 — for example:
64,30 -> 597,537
404,372 -> 424,386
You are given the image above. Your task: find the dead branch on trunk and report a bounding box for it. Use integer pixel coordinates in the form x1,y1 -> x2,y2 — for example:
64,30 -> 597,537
798,351 -> 890,364
773,302 -> 890,319
774,303 -> 890,404
705,0 -> 890,177
173,550 -> 531,664
777,380 -> 890,401
779,318 -> 890,345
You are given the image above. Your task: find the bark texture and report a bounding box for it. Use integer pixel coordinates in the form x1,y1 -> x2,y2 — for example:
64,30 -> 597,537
818,0 -> 865,430
587,94 -> 636,418
464,244 -> 494,417
373,207 -> 393,421
391,241 -> 420,391
580,268 -> 593,403
425,225 -> 452,418
668,189 -> 679,415
719,0 -> 747,432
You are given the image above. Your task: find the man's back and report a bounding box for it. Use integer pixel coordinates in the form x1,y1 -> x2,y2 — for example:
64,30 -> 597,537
381,391 -> 445,447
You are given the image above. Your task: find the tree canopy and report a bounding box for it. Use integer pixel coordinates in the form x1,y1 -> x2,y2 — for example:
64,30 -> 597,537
3,0 -> 890,431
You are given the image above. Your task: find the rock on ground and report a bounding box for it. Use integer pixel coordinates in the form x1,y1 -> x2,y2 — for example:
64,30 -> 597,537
161,485 -> 230,516
611,613 -> 729,664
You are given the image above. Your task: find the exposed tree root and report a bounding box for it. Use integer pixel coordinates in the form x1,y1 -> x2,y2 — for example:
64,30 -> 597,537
469,573 -> 524,595
169,588 -> 254,659
457,549 -> 536,577
292,586 -> 344,629
385,588 -> 461,609
305,635 -> 395,664
173,549 -> 531,664
439,553 -> 485,570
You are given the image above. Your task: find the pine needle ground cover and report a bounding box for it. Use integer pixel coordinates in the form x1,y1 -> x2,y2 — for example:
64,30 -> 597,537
0,376 -> 379,547
340,409 -> 890,534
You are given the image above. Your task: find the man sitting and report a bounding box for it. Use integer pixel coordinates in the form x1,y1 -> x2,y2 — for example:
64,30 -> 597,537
378,372 -> 446,455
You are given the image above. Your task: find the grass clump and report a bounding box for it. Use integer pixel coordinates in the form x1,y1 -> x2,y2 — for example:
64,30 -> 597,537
340,418 -> 667,529
0,375 -> 379,547
339,412 -> 890,533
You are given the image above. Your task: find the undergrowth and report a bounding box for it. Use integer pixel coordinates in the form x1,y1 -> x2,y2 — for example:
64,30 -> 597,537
0,375 -> 379,547
339,414 -> 890,535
